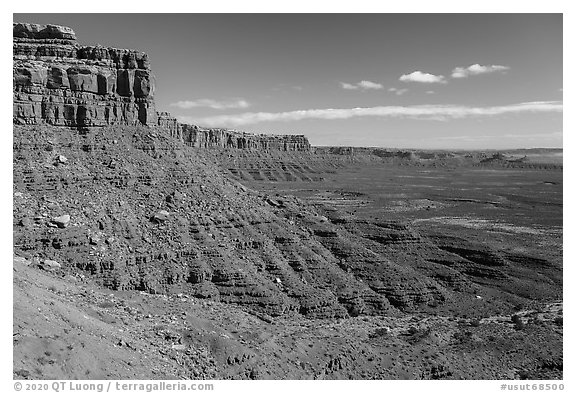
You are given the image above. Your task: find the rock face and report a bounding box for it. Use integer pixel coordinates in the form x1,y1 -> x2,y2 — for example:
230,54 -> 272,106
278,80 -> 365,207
13,23 -> 157,128
158,112 -> 310,152
13,23 -> 311,152
180,124 -> 310,152
12,124 -> 392,319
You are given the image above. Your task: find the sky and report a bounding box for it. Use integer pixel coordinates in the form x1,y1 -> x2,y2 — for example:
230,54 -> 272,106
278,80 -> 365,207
14,13 -> 563,149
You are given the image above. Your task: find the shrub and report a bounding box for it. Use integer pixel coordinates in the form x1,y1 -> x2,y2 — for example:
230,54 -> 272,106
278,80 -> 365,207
511,314 -> 525,330
369,327 -> 390,339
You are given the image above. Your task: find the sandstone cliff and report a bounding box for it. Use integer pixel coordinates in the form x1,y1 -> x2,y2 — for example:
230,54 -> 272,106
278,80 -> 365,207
13,23 -> 157,128
158,111 -> 310,152
14,23 -> 311,152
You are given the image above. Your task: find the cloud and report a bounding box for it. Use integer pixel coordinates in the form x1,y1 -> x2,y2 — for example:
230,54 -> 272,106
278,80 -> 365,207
358,80 -> 383,90
177,101 -> 562,127
431,131 -> 562,143
388,87 -> 409,96
170,98 -> 250,110
451,64 -> 510,78
340,82 -> 359,90
399,71 -> 446,84
340,80 -> 383,90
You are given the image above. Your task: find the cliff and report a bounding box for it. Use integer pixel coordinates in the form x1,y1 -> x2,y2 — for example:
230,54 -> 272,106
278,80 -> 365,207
158,111 -> 310,151
13,23 -> 157,128
13,23 -> 311,152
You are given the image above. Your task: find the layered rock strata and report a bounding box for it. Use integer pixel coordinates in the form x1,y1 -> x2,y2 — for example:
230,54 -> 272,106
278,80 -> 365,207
13,23 -> 156,127
13,23 -> 311,152
157,113 -> 311,152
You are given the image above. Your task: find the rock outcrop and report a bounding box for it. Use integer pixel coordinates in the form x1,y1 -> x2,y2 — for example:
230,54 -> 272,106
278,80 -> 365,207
180,124 -> 310,151
12,123 -> 392,319
13,23 -> 157,128
158,112 -> 310,152
13,23 -> 311,152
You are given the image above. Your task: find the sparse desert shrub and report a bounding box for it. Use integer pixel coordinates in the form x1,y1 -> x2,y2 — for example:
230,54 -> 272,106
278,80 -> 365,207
511,314 -> 525,330
518,370 -> 533,380
452,329 -> 474,343
405,326 -> 431,344
553,316 -> 563,327
369,327 -> 390,339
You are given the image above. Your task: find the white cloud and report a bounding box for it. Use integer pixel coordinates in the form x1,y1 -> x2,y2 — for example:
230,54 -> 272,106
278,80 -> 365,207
177,101 -> 562,127
170,98 -> 250,110
357,80 -> 384,90
388,87 -> 409,96
451,64 -> 510,78
340,80 -> 383,90
425,90 -> 435,94
399,71 -> 446,84
340,82 -> 359,90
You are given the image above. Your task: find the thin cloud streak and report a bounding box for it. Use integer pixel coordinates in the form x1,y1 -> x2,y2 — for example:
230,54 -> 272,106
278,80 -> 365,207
340,80 -> 383,90
452,64 -> 510,78
388,87 -> 409,95
178,101 -> 562,127
170,98 -> 250,110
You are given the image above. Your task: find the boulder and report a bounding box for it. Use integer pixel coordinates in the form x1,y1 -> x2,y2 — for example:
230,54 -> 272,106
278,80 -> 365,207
151,210 -> 170,223
13,256 -> 31,266
42,259 -> 61,269
51,214 -> 70,228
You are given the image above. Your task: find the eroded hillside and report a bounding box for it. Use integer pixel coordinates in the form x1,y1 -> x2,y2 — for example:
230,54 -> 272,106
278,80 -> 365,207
13,23 -> 562,380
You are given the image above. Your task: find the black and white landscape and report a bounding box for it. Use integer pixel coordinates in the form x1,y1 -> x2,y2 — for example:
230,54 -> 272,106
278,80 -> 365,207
12,14 -> 562,380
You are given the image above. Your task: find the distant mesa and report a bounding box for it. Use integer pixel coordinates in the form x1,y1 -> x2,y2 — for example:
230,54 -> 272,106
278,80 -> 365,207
13,22 -> 311,152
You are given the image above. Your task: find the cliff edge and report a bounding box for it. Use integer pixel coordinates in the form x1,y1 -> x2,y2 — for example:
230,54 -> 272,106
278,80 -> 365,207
13,23 -> 157,127
13,23 -> 310,152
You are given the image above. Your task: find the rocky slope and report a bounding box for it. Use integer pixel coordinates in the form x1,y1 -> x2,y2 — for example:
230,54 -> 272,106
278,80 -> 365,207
14,123 -> 562,320
13,23 -> 562,380
13,22 -> 562,320
13,123 -> 389,319
14,257 -> 563,380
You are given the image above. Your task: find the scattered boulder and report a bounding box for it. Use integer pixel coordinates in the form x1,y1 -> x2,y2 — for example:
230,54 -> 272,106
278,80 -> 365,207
51,214 -> 70,228
13,256 -> 31,266
18,217 -> 32,227
41,259 -> 61,269
265,197 -> 284,208
151,210 -> 170,224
